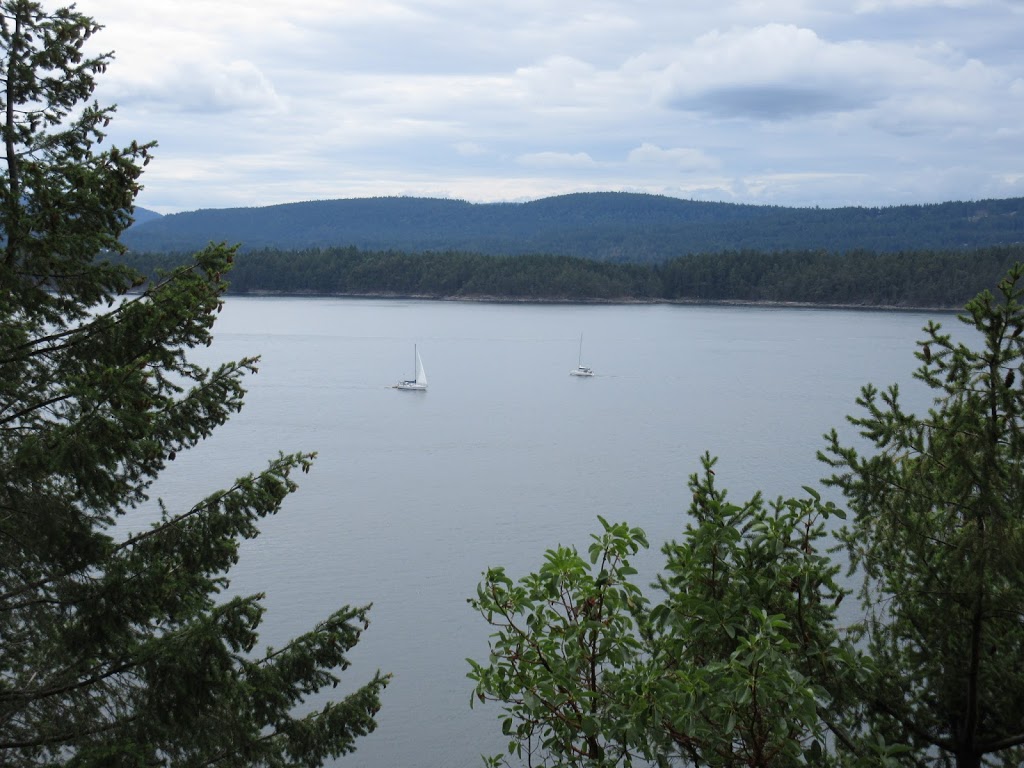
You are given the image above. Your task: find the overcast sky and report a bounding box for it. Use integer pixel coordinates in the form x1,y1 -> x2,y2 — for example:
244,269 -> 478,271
77,0 -> 1022,214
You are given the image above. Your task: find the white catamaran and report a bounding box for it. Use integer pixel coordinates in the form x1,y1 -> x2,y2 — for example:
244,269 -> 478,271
569,333 -> 594,377
395,345 -> 428,390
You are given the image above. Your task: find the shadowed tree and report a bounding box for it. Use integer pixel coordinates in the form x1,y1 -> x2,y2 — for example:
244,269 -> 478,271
0,2 -> 387,765
822,263 -> 1024,768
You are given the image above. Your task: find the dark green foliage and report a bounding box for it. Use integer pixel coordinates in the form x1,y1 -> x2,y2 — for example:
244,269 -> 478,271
0,2 -> 386,765
653,247 -> 1016,308
115,244 -> 1023,310
468,458 -> 871,768
119,192 -> 1024,260
644,465 -> 857,767
822,263 -> 1024,767
468,517 -> 651,767
0,0 -> 151,327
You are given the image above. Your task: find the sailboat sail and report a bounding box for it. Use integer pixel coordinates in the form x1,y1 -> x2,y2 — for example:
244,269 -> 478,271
414,347 -> 427,386
396,344 -> 428,390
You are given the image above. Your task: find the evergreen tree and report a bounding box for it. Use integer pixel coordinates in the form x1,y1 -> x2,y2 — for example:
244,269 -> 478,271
822,263 -> 1024,767
0,2 -> 387,765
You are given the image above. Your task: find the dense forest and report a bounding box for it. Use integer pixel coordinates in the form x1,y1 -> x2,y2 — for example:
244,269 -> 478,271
114,243 -> 1024,309
121,192 -> 1024,262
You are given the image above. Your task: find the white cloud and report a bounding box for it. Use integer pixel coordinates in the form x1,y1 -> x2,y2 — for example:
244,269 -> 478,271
515,56 -> 596,104
67,0 -> 1024,212
854,0 -> 984,11
653,21 -> 1021,134
111,60 -> 285,114
627,143 -> 718,171
517,151 -> 598,168
657,24 -> 891,118
454,142 -> 491,157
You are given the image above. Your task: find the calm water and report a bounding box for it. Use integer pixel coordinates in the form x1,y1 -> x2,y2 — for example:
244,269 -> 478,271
135,297 -> 956,768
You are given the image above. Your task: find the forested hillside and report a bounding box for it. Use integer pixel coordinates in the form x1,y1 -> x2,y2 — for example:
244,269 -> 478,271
121,193 -> 1024,262
115,243 -> 1023,309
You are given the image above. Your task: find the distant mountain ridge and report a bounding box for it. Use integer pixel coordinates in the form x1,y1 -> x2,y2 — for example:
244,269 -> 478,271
131,207 -> 162,226
120,192 -> 1024,262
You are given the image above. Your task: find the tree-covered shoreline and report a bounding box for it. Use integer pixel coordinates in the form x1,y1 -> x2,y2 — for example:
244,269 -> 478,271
113,243 -> 1022,311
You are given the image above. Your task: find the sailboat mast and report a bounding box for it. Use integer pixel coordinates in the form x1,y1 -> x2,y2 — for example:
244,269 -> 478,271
578,333 -> 583,366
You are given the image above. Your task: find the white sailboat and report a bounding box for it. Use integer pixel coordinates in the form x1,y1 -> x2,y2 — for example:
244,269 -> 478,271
569,333 -> 594,377
395,345 -> 428,390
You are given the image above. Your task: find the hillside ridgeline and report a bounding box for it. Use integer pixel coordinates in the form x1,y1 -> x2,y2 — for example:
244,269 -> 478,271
123,192 -> 1024,261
